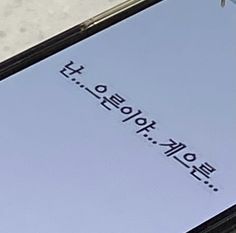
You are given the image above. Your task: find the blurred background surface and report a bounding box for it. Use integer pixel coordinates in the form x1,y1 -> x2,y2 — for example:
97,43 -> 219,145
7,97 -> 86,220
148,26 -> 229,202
0,0 -> 125,62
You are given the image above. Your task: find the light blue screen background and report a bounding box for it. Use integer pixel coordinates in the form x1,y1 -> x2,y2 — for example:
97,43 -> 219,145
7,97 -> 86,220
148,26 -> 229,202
0,0 -> 235,232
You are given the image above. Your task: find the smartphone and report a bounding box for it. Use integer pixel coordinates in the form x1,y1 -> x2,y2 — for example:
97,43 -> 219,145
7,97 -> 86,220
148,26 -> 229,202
0,0 -> 235,232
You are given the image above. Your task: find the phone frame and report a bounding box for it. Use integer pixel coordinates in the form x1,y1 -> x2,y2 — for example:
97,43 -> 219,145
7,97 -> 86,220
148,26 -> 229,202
0,0 -> 163,81
0,0 -> 235,231
189,205 -> 236,233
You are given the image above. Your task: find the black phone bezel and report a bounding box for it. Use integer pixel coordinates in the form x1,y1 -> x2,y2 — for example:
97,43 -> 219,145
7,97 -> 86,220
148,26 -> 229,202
0,0 -> 163,81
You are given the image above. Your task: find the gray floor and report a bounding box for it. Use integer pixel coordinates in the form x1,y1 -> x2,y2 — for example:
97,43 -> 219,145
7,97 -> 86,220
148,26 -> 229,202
0,0 -> 124,62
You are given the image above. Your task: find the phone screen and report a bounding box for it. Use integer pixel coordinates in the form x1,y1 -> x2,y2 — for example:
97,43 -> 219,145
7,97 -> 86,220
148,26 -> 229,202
0,1 -> 235,232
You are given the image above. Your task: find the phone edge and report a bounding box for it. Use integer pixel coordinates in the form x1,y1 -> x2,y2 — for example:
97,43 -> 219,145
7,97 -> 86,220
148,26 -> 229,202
0,0 -> 164,81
